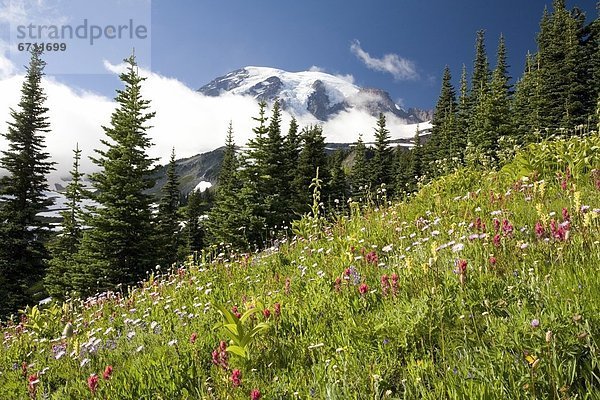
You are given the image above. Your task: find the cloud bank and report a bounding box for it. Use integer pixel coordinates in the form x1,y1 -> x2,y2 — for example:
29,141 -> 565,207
0,51 -> 426,187
350,39 -> 419,81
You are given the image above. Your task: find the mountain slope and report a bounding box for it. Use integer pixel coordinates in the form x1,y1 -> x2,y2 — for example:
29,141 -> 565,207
199,66 -> 429,123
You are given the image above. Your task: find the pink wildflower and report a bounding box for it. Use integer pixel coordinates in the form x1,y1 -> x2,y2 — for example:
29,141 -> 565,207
231,369 -> 242,387
358,283 -> 369,295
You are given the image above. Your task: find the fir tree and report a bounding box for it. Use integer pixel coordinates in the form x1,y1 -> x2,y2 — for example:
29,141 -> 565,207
513,52 -> 543,144
426,65 -> 457,174
0,48 -> 55,314
370,113 -> 394,194
183,189 -> 207,257
349,134 -> 371,200
74,54 -> 157,295
207,122 -> 249,250
326,149 -> 350,208
470,30 -> 491,103
155,148 -> 181,268
455,64 -> 470,162
45,144 -> 85,299
293,125 -> 329,213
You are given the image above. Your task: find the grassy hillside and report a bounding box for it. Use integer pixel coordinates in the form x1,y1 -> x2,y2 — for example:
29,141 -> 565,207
1,134 -> 599,399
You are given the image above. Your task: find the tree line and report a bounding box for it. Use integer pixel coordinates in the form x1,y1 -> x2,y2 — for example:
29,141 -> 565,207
0,0 -> 597,316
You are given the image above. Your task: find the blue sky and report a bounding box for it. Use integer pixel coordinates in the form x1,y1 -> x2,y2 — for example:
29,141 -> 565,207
147,0 -> 596,109
2,0 -> 596,109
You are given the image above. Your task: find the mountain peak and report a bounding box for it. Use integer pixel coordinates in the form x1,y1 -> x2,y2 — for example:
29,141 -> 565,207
198,66 -> 428,123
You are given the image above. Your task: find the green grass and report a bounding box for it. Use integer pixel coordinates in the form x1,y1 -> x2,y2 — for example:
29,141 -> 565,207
1,134 -> 599,399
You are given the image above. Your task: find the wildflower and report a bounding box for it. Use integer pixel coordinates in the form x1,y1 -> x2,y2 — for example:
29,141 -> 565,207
212,341 -> 229,370
365,251 -> 378,265
390,273 -> 399,295
273,303 -> 281,317
28,373 -> 39,397
103,365 -> 113,380
333,277 -> 342,292
230,369 -> 242,387
190,332 -> 198,344
250,388 -> 262,400
502,219 -> 513,236
489,256 -> 497,266
493,218 -> 500,232
262,308 -> 271,319
493,234 -> 501,247
452,243 -> 465,252
535,221 -> 545,239
531,319 -> 540,329
231,306 -> 242,319
455,259 -> 468,274
562,207 -> 570,222
380,274 -> 390,296
284,277 -> 291,295
87,374 -> 99,394
358,283 -> 369,295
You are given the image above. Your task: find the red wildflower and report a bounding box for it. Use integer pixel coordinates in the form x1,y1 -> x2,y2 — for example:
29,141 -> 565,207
344,268 -> 351,276
212,341 -> 229,370
502,219 -> 513,236
190,332 -> 198,344
456,259 -> 468,274
489,256 -> 497,266
102,365 -> 113,380
380,274 -> 390,296
493,218 -> 500,232
365,251 -> 379,265
231,306 -> 241,319
334,277 -> 342,292
262,308 -> 271,319
358,283 -> 369,295
273,302 -> 281,317
493,234 -> 501,247
28,373 -> 39,397
534,221 -> 545,239
284,277 -> 291,295
87,374 -> 99,394
250,388 -> 261,400
230,369 -> 242,387
390,273 -> 399,295
562,207 -> 570,222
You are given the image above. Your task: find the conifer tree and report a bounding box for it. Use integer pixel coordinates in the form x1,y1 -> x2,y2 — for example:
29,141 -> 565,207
207,122 -> 249,249
293,125 -> 329,213
283,117 -> 302,215
262,100 -> 290,228
326,149 -> 350,207
455,64 -> 470,163
426,65 -> 457,173
472,34 -> 514,162
370,113 -> 394,194
45,144 -> 85,299
349,134 -> 371,200
74,54 -> 157,295
0,48 -> 55,314
513,52 -> 543,144
155,148 -> 181,268
183,189 -> 207,256
470,30 -> 491,104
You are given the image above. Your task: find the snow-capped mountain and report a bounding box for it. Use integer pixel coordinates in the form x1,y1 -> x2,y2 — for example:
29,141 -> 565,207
199,66 -> 429,124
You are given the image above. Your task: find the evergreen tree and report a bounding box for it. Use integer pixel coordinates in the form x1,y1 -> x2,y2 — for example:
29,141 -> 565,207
370,113 -> 394,194
0,48 -> 55,314
513,52 -> 543,144
326,149 -> 350,208
472,34 -> 514,162
45,144 -> 85,299
74,54 -> 157,295
262,100 -> 290,228
455,64 -> 470,162
293,125 -> 329,213
207,122 -> 249,250
183,189 -> 207,256
155,148 -> 181,268
349,134 -> 371,200
470,30 -> 491,103
426,65 -> 457,174
283,117 -> 302,215
537,0 -> 591,129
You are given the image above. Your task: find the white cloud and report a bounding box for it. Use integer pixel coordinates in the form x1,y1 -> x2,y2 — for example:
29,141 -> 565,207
350,39 -> 418,81
0,54 -> 428,189
308,65 -> 324,72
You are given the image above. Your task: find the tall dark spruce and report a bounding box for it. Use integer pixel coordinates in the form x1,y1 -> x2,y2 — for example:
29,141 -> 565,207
74,54 -> 157,295
0,48 -> 55,315
155,148 -> 181,268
